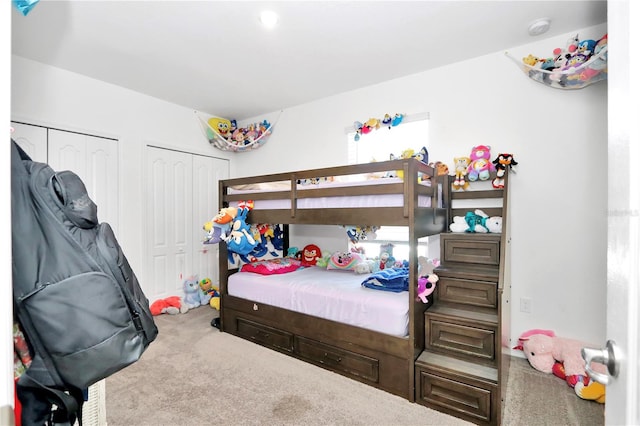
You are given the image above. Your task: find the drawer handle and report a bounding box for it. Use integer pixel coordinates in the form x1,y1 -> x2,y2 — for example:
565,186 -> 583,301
323,352 -> 342,363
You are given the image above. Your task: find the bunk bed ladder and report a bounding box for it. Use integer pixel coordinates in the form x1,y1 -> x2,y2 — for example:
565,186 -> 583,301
414,170 -> 511,425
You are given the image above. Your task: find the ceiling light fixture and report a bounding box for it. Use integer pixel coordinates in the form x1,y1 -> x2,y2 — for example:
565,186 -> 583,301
528,18 -> 551,36
260,10 -> 279,29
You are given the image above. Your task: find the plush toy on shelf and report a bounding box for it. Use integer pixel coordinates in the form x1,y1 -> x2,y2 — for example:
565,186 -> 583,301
452,156 -> 471,190
450,209 -> 502,233
492,153 -> 518,189
514,329 -> 607,403
467,145 -> 496,182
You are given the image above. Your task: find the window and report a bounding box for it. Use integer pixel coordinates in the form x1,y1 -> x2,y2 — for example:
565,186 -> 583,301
346,114 -> 429,165
345,114 -> 434,263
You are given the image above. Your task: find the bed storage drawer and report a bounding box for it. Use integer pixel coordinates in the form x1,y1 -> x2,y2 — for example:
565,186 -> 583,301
294,336 -> 379,383
236,318 -> 294,353
441,234 -> 500,266
415,369 -> 494,424
426,315 -> 496,363
437,277 -> 497,308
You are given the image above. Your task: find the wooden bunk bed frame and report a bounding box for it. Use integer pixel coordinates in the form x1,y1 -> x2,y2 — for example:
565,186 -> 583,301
218,158 -> 448,401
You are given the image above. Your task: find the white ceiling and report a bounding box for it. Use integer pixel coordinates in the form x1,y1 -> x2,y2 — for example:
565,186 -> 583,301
11,1 -> 607,120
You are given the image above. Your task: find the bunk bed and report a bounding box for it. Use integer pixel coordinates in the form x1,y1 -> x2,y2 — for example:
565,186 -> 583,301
218,158 -> 448,400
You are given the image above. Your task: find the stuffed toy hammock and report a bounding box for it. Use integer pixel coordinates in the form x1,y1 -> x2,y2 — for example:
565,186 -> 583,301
195,111 -> 282,152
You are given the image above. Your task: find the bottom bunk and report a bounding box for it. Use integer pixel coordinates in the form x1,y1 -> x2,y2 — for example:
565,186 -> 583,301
220,266 -> 428,400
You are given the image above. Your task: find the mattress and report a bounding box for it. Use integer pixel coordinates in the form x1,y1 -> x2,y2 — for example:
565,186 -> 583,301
228,177 -> 435,210
227,266 -> 409,337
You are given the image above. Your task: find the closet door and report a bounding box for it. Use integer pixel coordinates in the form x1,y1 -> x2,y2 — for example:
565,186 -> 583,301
147,147 -> 194,298
192,154 -> 229,289
11,123 -> 119,231
11,122 -> 47,162
48,130 -> 119,231
146,147 -> 229,300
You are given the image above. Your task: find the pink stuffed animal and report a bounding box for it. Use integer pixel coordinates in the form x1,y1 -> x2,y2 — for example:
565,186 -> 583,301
515,329 -> 606,403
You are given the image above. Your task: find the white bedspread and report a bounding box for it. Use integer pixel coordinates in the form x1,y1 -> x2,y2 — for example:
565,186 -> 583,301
228,267 -> 409,337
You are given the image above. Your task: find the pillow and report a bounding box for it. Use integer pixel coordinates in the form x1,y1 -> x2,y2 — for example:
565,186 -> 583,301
241,258 -> 302,275
326,251 -> 362,271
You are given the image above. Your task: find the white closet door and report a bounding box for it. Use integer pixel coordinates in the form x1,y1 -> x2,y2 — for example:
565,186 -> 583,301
48,130 -> 119,231
11,122 -> 47,162
147,147 -> 194,298
192,154 -> 229,289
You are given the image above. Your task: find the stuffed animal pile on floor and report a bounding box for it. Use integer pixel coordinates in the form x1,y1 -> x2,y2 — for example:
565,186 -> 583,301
514,329 -> 606,403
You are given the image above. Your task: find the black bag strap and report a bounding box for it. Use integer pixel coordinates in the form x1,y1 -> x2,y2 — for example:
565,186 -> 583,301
17,373 -> 84,426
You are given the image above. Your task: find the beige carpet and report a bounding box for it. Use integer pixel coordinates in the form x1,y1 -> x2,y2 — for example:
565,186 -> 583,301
105,306 -> 604,426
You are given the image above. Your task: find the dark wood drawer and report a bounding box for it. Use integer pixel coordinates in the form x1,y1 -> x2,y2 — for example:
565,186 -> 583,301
416,369 -> 493,423
442,234 -> 500,266
426,317 -> 496,362
295,336 -> 379,383
438,277 -> 497,308
236,318 -> 294,353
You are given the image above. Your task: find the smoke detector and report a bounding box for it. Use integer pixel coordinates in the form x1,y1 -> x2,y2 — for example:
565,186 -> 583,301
528,18 -> 551,36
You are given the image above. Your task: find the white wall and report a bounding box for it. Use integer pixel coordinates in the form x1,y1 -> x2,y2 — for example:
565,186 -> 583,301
11,56 -> 234,296
11,23 -> 608,353
235,24 -> 609,350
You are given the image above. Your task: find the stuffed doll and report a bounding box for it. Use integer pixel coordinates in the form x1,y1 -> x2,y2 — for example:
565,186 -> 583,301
300,244 -> 322,266
452,157 -> 470,190
514,329 -> 607,403
492,153 -> 518,189
182,275 -> 209,309
226,206 -> 258,256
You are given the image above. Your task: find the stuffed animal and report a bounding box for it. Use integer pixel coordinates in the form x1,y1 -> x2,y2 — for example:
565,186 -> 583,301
209,288 -> 221,310
379,243 -> 396,270
300,244 -> 322,266
416,256 -> 440,303
492,153 -> 518,189
183,275 -> 209,309
515,329 -> 607,403
467,145 -> 496,181
428,161 -> 450,176
452,157 -> 470,190
199,278 -> 214,305
226,206 -> 258,255
150,296 -> 186,315
450,209 -> 502,233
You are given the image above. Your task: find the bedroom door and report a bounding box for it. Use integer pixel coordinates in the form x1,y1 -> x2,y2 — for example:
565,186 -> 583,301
596,2 -> 639,424
146,146 -> 228,301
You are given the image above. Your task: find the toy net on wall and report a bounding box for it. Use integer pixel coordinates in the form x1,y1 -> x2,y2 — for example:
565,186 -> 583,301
505,33 -> 607,90
195,111 -> 281,152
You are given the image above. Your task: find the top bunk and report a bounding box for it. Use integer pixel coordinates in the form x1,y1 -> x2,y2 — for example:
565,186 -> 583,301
219,158 -> 448,235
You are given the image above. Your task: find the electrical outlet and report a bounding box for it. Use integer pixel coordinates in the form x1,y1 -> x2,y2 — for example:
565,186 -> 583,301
520,297 -> 532,313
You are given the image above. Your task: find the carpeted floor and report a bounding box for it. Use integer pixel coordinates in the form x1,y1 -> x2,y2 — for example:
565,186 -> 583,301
105,306 -> 605,426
